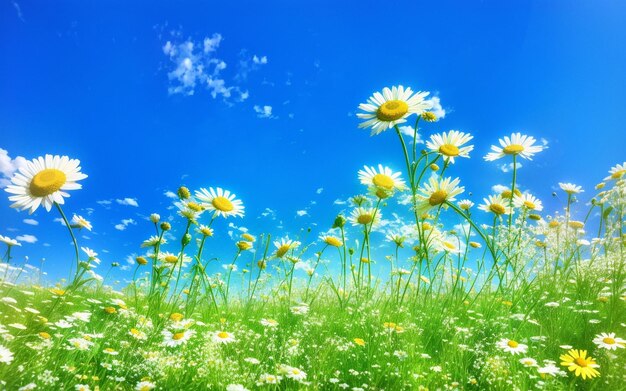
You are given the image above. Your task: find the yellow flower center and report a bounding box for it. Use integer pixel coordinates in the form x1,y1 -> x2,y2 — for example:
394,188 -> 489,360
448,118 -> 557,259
324,236 -> 342,247
376,100 -> 409,121
164,255 -> 178,264
276,244 -> 290,257
29,169 -> 67,197
603,337 -> 616,345
442,241 -> 456,250
372,174 -> 394,190
507,340 -> 519,348
170,313 -> 184,322
503,144 -> 525,155
428,190 -> 448,206
217,332 -> 229,339
490,203 -> 506,215
439,144 -> 460,157
187,202 -> 203,212
291,369 -> 301,375
611,169 -> 626,179
548,221 -> 560,228
523,201 -> 536,209
357,213 -> 374,225
172,332 -> 185,340
212,196 -> 234,212
574,357 -> 588,367
569,221 -> 584,229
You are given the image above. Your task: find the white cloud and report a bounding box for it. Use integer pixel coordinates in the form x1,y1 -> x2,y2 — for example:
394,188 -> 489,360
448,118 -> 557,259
498,162 -> 522,173
164,190 -> 177,199
114,218 -> 136,231
491,184 -> 509,194
333,199 -> 347,205
425,96 -> 446,120
252,55 -> 268,65
16,234 -> 37,243
316,188 -> 324,194
23,219 -> 38,226
0,148 -> 27,188
97,200 -> 112,206
259,208 -> 276,220
398,126 -> 424,143
53,217 -> 67,226
296,210 -> 308,217
254,105 -> 273,119
116,198 -> 139,207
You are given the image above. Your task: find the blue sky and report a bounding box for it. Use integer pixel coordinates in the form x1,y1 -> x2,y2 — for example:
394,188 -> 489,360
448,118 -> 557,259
1,1 -> 625,283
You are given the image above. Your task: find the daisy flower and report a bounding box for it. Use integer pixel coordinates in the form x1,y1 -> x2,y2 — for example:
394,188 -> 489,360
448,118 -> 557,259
605,162 -> 626,181
357,85 -> 432,135
560,349 -> 600,380
71,214 -> 92,231
538,362 -> 564,377
458,199 -> 474,210
5,155 -> 88,214
519,357 -> 538,367
320,235 -> 343,247
260,318 -> 279,328
513,193 -> 543,211
162,329 -> 195,347
593,332 -> 625,350
226,385 -> 249,391
274,238 -> 300,258
426,130 -> 474,163
284,366 -> 307,382
141,235 -> 167,248
478,195 -> 512,216
414,176 -> 464,215
358,165 -> 406,195
0,345 -> 14,364
258,374 -> 282,385
349,207 -> 382,227
386,233 -> 405,247
195,187 -> 245,218
213,331 -> 235,344
484,133 -> 544,161
558,182 -> 583,194
496,338 -> 528,355
0,235 -> 20,247
135,381 -> 156,391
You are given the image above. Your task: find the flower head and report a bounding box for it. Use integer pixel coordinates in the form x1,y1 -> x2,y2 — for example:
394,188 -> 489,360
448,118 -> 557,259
426,130 -> 474,163
484,133 -> 543,161
414,177 -> 464,215
195,187 -> 244,218
560,349 -> 600,380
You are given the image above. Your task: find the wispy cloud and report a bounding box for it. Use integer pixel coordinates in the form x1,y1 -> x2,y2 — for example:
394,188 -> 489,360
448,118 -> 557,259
0,148 -> 27,188
426,96 -> 446,120
114,219 -> 136,231
316,188 -> 324,194
164,190 -> 177,199
16,234 -> 37,243
116,198 -> 139,207
23,219 -> 38,226
296,210 -> 308,217
254,105 -> 274,118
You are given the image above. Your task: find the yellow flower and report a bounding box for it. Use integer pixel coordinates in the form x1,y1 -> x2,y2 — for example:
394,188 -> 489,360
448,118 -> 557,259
353,338 -> 366,347
560,349 -> 600,380
104,307 -> 117,314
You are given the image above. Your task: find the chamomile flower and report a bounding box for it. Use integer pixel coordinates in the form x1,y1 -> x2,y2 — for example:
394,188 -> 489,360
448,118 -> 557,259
426,130 -> 474,163
162,329 -> 195,347
349,207 -> 382,227
479,195 -> 512,216
284,366 -> 307,382
484,133 -> 544,161
414,176 -> 464,215
71,214 -> 92,231
519,357 -> 538,367
258,374 -> 282,385
274,238 -> 300,258
605,162 -> 626,181
5,155 -> 87,214
593,332 -> 625,350
458,199 -> 474,210
560,349 -> 600,380
260,318 -> 279,328
141,235 -> 167,248
513,193 -> 543,211
0,235 -> 20,247
358,165 -> 406,194
496,338 -> 528,355
213,331 -> 235,344
558,182 -> 583,194
195,187 -> 245,218
0,345 -> 14,364
386,233 -> 406,247
320,235 -> 343,247
357,86 -> 432,135
135,381 -> 156,391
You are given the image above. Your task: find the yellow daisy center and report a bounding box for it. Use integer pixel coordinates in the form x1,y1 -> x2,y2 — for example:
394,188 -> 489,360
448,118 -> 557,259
217,332 -> 229,339
164,255 -> 178,263
503,144 -> 525,155
29,168 -> 67,197
172,332 -> 185,340
603,337 -> 616,345
372,174 -> 394,190
507,340 -> 519,348
276,244 -> 290,257
324,236 -> 342,247
187,202 -> 203,212
611,169 -> 625,179
574,357 -> 588,367
443,241 -> 456,250
357,213 -> 374,225
490,203 -> 506,215
428,190 -> 448,206
212,196 -> 234,212
439,144 -> 460,157
376,100 -> 409,121
523,201 -> 536,209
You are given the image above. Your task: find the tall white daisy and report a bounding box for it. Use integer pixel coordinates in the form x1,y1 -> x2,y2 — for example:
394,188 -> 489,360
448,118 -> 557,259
71,214 -> 92,231
484,133 -> 544,161
605,162 -> 626,181
593,332 -> 625,350
513,193 -> 543,212
358,164 -> 406,195
414,176 -> 464,215
426,130 -> 474,164
349,207 -> 382,227
478,195 -> 512,216
558,182 -> 583,195
195,187 -> 244,218
0,235 -> 21,247
274,238 -> 300,258
357,86 -> 432,135
5,155 -> 87,214
496,338 -> 528,355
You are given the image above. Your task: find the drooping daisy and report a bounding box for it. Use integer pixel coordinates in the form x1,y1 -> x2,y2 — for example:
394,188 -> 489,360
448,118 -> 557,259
195,187 -> 245,218
426,130 -> 474,163
274,238 -> 300,258
71,214 -> 92,231
358,165 -> 406,195
560,349 -> 600,380
484,133 -> 544,161
0,235 -> 20,247
5,155 -> 88,214
478,195 -> 512,216
558,182 -> 583,195
162,329 -> 195,347
386,233 -> 405,247
605,162 -> 626,181
513,193 -> 543,211
414,176 -> 464,215
141,235 -> 167,248
357,86 -> 432,135
496,338 -> 528,355
213,331 -> 235,344
320,235 -> 343,247
593,332 -> 625,350
349,207 -> 382,227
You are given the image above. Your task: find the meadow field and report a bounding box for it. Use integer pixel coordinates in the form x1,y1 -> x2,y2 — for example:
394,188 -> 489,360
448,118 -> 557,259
1,86 -> 625,390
